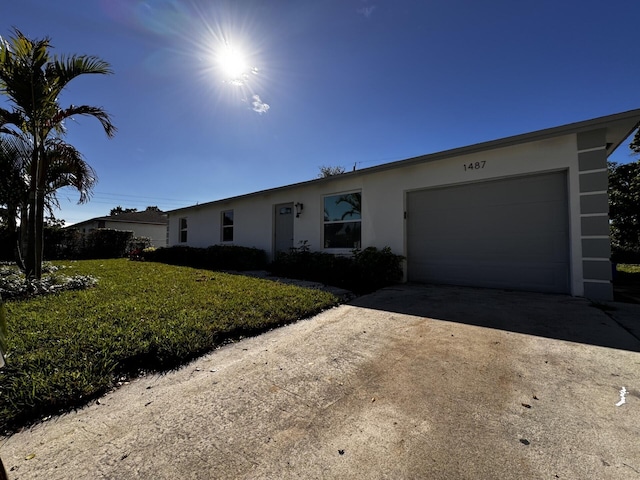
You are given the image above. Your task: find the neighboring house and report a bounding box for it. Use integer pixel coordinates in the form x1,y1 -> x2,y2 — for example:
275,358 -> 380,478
167,109 -> 640,301
71,208 -> 169,247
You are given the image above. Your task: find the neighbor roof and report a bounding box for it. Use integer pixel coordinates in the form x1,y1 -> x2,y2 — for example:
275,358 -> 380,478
168,108 -> 640,214
72,209 -> 168,227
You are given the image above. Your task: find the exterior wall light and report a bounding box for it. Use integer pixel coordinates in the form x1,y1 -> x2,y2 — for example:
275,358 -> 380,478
295,202 -> 304,217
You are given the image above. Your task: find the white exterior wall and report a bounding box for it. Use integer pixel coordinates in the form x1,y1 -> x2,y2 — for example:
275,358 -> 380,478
74,221 -> 168,247
169,133 -> 584,295
106,222 -> 169,247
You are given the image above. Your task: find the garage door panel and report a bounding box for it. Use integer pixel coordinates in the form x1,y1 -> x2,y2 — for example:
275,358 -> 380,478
407,172 -> 569,293
411,174 -> 566,212
410,203 -> 566,236
410,260 -> 568,292
411,234 -> 566,262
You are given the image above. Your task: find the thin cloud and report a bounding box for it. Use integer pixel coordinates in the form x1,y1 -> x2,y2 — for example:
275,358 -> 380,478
224,66 -> 260,87
252,95 -> 270,114
357,5 -> 376,18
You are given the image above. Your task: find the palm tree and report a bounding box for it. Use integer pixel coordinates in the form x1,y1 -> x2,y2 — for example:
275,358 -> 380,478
0,134 -> 96,268
0,28 -> 115,279
42,138 -> 98,227
0,133 -> 30,268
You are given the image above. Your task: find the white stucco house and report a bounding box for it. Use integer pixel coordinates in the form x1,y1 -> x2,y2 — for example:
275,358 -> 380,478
167,109 -> 640,300
71,208 -> 168,247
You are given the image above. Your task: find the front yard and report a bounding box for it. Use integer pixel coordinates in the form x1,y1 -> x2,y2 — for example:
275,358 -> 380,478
0,259 -> 339,434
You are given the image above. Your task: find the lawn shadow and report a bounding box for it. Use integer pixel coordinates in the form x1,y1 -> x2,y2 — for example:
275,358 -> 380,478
347,283 -> 640,352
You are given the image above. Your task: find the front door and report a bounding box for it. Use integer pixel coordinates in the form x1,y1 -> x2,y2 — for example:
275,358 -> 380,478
274,203 -> 294,255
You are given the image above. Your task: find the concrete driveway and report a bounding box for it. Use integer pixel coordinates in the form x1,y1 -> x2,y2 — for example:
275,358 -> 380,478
1,284 -> 639,479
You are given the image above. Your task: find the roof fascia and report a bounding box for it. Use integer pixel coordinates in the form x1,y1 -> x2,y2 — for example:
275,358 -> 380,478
167,109 -> 640,215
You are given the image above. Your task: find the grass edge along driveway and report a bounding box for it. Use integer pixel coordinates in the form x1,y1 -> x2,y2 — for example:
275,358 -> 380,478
0,259 -> 340,434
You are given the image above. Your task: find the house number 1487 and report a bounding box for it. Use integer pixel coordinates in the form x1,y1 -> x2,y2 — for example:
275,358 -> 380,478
463,161 -> 486,171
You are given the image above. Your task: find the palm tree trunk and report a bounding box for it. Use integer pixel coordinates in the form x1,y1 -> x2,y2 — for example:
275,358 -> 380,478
34,187 -> 45,279
24,189 -> 38,279
18,207 -> 28,272
25,144 -> 40,279
33,145 -> 48,280
7,205 -> 24,271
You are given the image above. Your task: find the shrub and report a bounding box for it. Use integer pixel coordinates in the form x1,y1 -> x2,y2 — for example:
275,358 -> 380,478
44,227 -> 84,260
127,236 -> 152,253
270,244 -> 404,293
143,245 -> 268,271
0,263 -> 97,300
611,247 -> 640,264
353,246 -> 405,292
203,245 -> 268,270
127,237 -> 152,261
83,229 -> 133,259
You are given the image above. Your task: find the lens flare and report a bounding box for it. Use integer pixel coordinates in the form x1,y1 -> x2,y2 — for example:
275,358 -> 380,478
218,45 -> 249,83
99,0 -> 271,112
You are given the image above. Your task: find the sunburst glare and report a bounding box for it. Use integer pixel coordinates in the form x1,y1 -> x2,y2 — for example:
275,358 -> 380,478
100,0 -> 271,113
217,44 -> 249,85
197,19 -> 269,113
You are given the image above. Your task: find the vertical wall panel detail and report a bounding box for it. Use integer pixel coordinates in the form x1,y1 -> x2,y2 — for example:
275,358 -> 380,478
577,131 -> 613,300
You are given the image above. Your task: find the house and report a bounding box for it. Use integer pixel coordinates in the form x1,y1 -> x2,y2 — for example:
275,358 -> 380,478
71,207 -> 168,247
166,109 -> 640,301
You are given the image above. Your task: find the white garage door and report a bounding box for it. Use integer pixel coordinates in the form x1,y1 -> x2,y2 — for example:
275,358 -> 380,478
406,172 -> 570,293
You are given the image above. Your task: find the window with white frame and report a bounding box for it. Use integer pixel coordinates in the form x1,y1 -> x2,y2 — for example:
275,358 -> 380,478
179,217 -> 188,243
221,210 -> 234,242
323,192 -> 361,249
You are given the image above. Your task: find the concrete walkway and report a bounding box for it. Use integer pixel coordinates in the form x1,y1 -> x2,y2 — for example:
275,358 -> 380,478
1,284 -> 639,479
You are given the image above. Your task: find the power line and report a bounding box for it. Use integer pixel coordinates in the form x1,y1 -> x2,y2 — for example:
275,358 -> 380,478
56,187 -> 199,206
89,191 -> 200,203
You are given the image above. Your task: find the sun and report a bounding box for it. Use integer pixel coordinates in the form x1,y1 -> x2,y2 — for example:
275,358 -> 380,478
217,45 -> 249,84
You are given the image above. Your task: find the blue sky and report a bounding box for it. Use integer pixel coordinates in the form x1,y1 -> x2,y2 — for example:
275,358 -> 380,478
2,0 -> 639,225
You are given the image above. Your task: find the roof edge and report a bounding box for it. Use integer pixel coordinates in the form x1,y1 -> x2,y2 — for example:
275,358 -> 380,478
167,108 -> 640,214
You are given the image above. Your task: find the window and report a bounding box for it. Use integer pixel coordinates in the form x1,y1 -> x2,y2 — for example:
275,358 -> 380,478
323,192 -> 361,249
221,210 -> 234,242
179,217 -> 188,243
97,220 -> 106,229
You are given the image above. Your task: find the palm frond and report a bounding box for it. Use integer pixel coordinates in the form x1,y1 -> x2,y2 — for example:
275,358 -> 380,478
54,105 -> 117,138
0,133 -> 31,206
44,138 -> 97,204
0,30 -> 55,115
52,55 -> 113,83
0,107 -> 26,132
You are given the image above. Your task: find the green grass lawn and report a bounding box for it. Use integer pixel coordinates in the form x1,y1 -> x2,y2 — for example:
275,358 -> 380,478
616,264 -> 640,276
0,259 -> 339,434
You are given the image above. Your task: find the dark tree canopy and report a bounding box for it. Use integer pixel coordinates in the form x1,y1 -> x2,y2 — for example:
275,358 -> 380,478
110,206 -> 138,216
631,127 -> 640,154
608,159 -> 640,261
318,165 -> 346,178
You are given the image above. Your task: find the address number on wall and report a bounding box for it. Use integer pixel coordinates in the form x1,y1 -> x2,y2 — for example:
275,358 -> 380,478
463,161 -> 486,171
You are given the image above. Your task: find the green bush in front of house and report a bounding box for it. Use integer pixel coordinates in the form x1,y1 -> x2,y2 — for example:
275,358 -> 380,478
83,229 -> 133,259
143,245 -> 268,271
352,246 -> 405,291
270,245 -> 404,294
